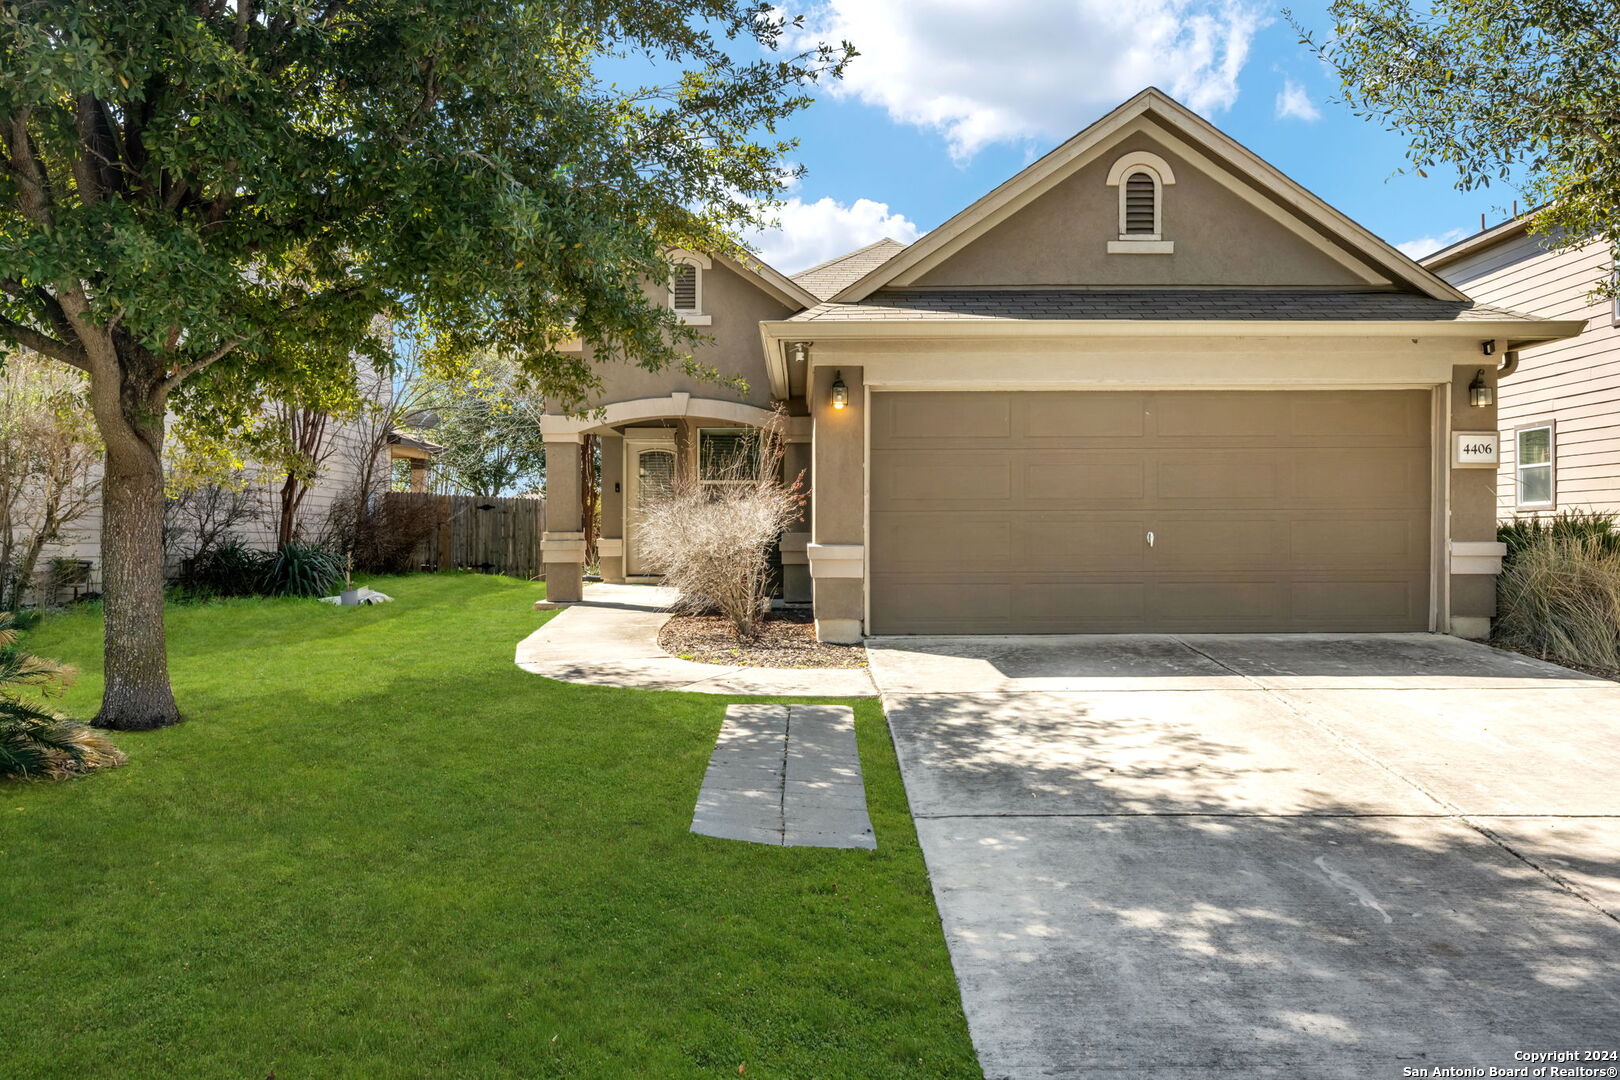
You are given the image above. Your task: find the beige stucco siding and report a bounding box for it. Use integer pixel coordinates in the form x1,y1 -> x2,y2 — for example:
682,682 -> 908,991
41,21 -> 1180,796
1435,233 -> 1620,516
912,133 -> 1375,289
581,259 -> 794,409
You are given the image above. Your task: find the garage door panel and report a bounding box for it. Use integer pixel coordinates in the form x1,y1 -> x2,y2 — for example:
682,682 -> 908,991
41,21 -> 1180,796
1022,518 -> 1148,571
1290,517 -> 1429,568
1154,455 -> 1283,502
1152,392 -> 1284,440
871,515 -> 1013,571
872,453 -> 1013,505
1024,458 -> 1147,503
873,392 -> 1012,442
1289,393 -> 1430,441
869,389 -> 1432,634
1291,449 -> 1428,507
1025,393 -> 1148,439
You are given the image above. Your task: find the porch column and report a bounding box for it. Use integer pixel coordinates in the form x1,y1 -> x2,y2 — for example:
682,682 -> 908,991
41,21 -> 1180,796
598,434 -> 626,583
1448,356 -> 1505,639
780,416 -> 812,604
541,432 -> 585,604
809,365 -> 864,642
408,458 -> 429,493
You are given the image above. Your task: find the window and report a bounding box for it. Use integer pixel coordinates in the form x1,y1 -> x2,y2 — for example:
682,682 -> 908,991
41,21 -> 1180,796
1123,171 -> 1159,237
1104,150 -> 1176,254
698,428 -> 760,485
1516,423 -> 1555,508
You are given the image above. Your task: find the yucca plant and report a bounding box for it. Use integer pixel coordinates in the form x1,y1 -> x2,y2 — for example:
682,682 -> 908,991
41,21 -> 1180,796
257,543 -> 344,598
0,613 -> 126,780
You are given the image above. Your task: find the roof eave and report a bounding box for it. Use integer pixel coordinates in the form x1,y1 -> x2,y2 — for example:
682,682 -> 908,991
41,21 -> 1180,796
761,316 -> 1586,349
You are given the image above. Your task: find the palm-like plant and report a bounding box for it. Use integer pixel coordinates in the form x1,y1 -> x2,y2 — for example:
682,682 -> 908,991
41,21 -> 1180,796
0,614 -> 125,780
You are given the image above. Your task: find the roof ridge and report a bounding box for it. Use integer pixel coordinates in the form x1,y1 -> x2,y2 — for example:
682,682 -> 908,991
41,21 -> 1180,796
789,237 -> 905,281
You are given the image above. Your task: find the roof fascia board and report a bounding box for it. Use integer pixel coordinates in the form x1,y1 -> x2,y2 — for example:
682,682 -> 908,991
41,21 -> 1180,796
715,251 -> 821,311
1422,216 -> 1537,271
759,316 -> 1585,349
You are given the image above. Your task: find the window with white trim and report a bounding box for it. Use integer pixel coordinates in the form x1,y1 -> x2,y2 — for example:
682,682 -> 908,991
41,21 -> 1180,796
698,427 -> 760,485
1516,423 -> 1555,508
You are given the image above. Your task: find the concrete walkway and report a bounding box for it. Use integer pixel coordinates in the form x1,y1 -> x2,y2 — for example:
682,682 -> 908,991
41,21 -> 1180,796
868,633 -> 1620,1079
690,704 -> 876,848
514,583 -> 875,696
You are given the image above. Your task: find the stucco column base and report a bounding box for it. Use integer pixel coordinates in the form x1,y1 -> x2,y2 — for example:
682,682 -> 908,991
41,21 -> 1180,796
782,565 -> 811,604
812,577 -> 863,642
599,555 -> 625,584
1448,616 -> 1491,641
541,563 -> 584,604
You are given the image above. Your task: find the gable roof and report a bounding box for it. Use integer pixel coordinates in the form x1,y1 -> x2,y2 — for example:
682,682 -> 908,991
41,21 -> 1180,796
790,238 -> 908,300
830,88 -> 1468,304
1421,213 -> 1538,272
713,250 -> 821,311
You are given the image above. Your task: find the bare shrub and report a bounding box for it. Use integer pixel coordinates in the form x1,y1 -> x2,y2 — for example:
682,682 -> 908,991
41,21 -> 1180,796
635,418 -> 803,641
1495,534 -> 1620,673
322,485 -> 439,574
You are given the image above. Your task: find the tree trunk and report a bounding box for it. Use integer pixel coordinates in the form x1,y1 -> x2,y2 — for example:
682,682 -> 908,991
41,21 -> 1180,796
95,381 -> 180,730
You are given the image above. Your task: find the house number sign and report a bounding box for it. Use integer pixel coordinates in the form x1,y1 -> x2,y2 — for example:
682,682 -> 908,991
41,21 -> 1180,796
1454,432 -> 1500,467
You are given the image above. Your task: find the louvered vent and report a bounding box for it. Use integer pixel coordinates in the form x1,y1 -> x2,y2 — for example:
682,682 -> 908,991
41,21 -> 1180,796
1124,171 -> 1157,235
671,264 -> 699,311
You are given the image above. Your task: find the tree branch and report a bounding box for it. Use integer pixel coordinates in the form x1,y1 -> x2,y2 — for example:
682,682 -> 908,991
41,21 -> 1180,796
0,316 -> 91,371
157,337 -> 248,396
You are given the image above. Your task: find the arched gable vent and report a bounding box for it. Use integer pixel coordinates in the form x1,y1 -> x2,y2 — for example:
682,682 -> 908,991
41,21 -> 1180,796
1105,151 -> 1177,253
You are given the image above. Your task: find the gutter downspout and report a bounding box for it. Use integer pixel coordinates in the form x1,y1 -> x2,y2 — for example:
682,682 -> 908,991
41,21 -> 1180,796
1497,350 -> 1520,380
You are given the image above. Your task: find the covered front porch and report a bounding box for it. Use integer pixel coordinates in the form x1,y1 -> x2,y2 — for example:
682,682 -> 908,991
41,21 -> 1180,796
537,393 -> 813,604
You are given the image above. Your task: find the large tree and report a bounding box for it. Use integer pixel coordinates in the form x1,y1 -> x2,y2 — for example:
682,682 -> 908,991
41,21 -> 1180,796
1294,0 -> 1620,287
0,2 -> 848,729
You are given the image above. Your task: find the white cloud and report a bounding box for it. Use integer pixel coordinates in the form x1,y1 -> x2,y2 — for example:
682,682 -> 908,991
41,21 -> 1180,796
743,196 -> 922,273
1274,77 -> 1321,122
797,0 -> 1265,160
1394,228 -> 1467,260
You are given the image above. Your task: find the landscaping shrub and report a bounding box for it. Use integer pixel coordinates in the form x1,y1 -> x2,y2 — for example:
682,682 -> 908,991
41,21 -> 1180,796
183,537 -> 267,597
1494,532 -> 1620,673
635,420 -> 802,641
0,612 -> 125,781
1499,509 -> 1620,562
257,542 -> 344,597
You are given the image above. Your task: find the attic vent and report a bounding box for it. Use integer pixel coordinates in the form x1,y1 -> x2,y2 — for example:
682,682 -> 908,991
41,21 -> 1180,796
1123,171 -> 1158,236
671,263 -> 699,312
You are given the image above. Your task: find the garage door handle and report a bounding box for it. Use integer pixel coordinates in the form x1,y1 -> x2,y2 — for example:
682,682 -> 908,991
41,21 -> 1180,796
1146,530 -> 1155,548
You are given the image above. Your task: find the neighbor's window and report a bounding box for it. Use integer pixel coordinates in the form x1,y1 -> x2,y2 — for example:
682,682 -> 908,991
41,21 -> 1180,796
698,428 -> 759,485
1516,424 -> 1555,508
1122,170 -> 1159,238
670,262 -> 701,313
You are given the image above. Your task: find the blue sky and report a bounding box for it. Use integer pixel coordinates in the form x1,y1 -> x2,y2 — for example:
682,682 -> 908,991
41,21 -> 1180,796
728,0 -> 1525,274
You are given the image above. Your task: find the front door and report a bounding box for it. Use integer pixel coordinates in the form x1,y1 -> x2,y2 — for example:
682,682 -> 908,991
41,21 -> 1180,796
626,444 -> 676,577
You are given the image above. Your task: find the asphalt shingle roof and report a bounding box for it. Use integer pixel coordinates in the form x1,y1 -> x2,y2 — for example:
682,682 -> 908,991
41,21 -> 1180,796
789,239 -> 908,301
786,288 -> 1543,324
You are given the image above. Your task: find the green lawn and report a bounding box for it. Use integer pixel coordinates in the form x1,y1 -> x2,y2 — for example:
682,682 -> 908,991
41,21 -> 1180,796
0,574 -> 976,1079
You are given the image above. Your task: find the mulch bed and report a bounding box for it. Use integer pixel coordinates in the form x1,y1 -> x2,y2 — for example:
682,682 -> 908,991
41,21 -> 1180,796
659,608 -> 868,668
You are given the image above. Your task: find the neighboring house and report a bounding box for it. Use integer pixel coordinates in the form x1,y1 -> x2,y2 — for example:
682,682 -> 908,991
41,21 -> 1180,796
35,396 -> 397,597
539,88 -> 1584,642
1424,220 -> 1619,518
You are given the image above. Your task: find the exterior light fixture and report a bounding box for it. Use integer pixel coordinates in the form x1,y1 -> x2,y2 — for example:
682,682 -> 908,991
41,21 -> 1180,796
1468,368 -> 1494,408
1481,340 -> 1496,357
830,370 -> 849,410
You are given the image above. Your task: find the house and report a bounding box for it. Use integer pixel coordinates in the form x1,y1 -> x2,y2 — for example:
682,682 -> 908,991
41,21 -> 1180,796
1423,218 -> 1619,517
539,88 -> 1584,642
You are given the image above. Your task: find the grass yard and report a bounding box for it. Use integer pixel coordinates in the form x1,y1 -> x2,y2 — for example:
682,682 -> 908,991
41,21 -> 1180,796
0,574 -> 976,1079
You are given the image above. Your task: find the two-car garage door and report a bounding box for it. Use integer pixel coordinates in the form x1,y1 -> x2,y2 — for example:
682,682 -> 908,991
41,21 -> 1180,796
868,390 -> 1433,634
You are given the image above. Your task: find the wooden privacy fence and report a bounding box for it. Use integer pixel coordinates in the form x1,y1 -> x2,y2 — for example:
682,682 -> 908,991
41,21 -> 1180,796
383,492 -> 546,579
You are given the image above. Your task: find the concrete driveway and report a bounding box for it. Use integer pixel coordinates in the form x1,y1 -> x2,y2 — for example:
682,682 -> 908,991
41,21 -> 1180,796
868,634 -> 1620,1079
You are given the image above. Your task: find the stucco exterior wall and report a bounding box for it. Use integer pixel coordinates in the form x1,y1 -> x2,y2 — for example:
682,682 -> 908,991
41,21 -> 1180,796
913,132 -> 1375,289
579,259 -> 793,409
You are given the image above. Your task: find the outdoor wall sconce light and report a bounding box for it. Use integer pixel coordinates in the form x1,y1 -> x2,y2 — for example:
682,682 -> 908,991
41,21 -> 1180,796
830,370 -> 849,410
1469,368 -> 1494,408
